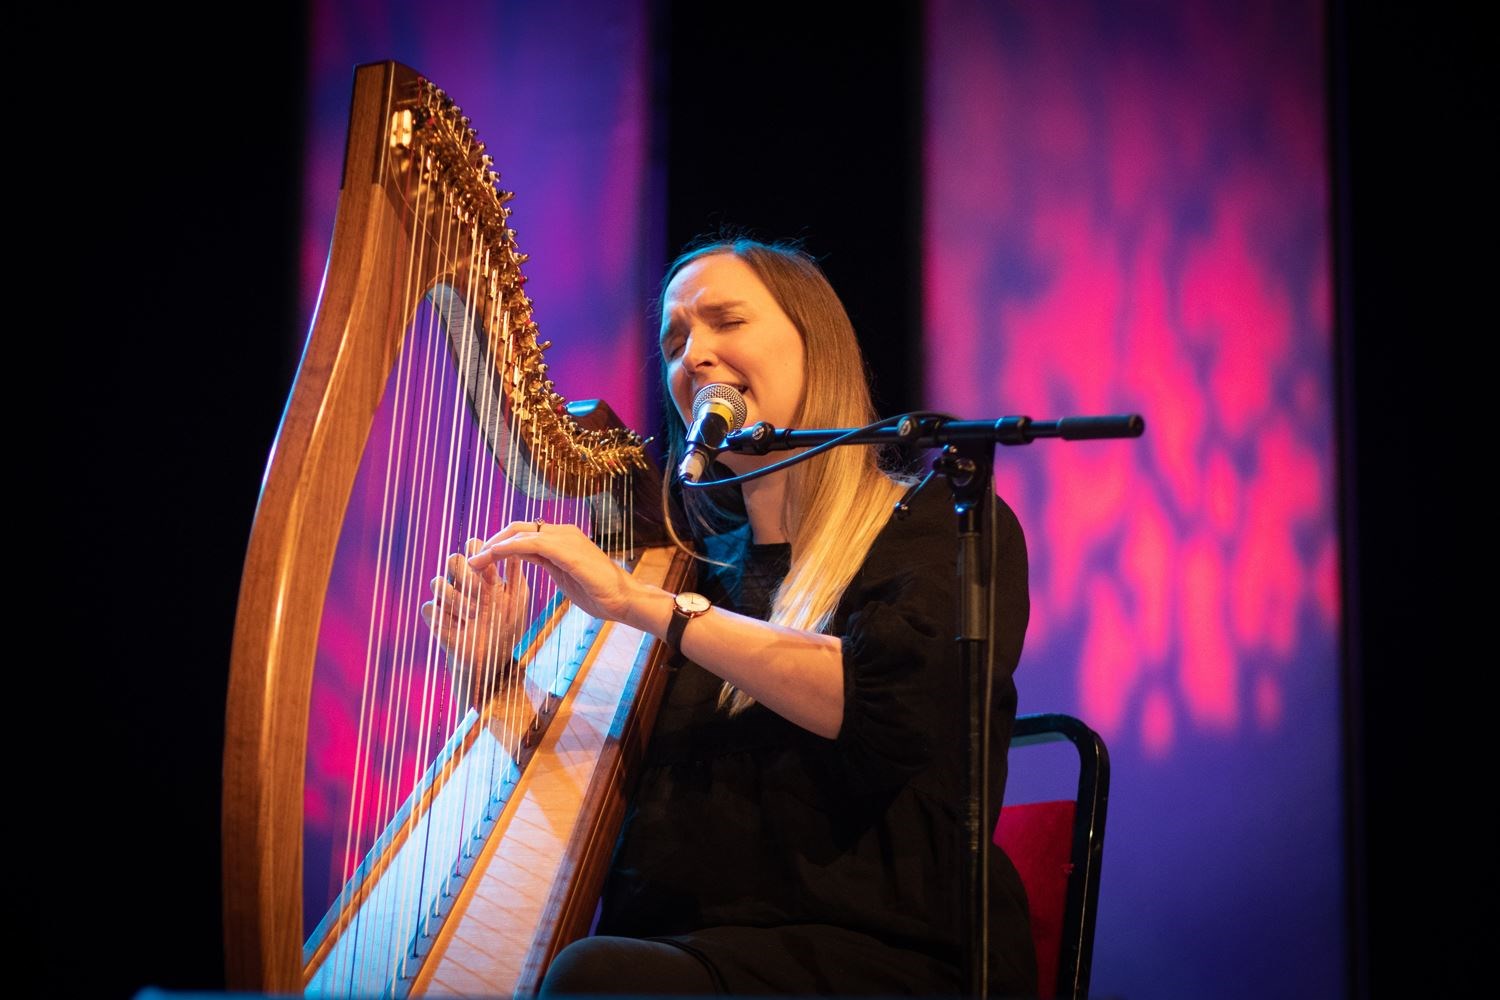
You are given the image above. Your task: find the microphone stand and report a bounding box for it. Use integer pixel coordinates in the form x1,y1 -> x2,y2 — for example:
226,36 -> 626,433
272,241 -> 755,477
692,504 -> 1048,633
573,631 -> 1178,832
720,411 -> 1144,997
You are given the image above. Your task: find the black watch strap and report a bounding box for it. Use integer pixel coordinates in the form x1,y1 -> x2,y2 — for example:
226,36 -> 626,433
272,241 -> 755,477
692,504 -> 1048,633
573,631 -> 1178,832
665,609 -> 690,651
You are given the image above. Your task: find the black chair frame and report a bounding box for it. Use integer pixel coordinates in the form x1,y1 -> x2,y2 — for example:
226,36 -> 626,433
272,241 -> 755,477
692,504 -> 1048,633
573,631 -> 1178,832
1009,712 -> 1111,1000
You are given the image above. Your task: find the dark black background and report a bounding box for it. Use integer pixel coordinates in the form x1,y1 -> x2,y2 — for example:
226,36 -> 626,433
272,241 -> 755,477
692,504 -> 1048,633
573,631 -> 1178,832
47,2 -> 1481,997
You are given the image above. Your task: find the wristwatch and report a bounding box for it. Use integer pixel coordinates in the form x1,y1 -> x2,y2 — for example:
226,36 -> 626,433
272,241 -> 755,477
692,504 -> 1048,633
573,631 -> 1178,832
666,591 -> 712,651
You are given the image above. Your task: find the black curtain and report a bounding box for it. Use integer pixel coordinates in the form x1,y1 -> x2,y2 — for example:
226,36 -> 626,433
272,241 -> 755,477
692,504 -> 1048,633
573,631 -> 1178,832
49,7 -> 307,998
657,1 -> 927,421
1332,3 -> 1484,997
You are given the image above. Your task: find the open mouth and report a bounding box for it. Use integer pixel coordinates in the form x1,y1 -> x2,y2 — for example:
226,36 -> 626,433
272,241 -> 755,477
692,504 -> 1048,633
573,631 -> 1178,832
696,381 -> 749,397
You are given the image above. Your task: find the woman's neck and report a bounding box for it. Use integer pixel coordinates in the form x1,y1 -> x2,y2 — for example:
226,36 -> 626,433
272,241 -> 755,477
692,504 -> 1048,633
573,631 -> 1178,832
742,473 -> 789,545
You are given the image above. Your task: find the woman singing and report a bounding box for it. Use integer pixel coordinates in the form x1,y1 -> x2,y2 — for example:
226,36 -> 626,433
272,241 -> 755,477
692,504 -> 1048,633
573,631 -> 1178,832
425,237 -> 1036,996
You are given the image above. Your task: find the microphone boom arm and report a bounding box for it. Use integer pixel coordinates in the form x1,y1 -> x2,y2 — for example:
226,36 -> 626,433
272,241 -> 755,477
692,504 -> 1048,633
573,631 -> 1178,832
723,412 -> 1145,455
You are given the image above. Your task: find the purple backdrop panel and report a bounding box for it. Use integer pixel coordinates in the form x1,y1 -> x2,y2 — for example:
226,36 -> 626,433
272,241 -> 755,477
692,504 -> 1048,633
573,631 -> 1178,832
299,0 -> 652,944
926,3 -> 1340,998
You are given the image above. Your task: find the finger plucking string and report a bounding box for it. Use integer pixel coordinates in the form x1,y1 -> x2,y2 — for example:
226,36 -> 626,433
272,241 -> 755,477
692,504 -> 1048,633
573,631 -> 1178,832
469,518 -> 556,572
430,575 -> 478,619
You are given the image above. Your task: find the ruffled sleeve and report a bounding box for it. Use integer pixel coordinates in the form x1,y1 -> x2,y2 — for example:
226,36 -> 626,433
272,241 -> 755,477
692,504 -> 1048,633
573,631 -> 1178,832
829,483 -> 1029,800
828,483 -> 974,798
835,599 -> 952,794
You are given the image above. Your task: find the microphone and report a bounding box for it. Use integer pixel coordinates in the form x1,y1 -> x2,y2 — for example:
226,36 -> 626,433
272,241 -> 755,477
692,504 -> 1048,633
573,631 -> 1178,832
677,383 -> 748,483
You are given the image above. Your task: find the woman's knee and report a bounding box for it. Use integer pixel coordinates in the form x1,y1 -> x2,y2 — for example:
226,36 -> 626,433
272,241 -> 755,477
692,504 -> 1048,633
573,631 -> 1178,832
539,936 -> 718,996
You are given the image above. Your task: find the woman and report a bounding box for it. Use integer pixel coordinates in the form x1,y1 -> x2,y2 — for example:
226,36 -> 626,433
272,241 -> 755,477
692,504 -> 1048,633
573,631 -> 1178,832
427,238 -> 1036,996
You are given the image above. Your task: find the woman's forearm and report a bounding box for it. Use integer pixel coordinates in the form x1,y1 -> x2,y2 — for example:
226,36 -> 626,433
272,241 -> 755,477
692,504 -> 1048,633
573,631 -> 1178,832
624,583 -> 845,739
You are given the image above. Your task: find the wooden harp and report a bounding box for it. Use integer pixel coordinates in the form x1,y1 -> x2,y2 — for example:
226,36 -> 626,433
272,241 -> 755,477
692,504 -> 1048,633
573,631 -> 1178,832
222,60 -> 686,997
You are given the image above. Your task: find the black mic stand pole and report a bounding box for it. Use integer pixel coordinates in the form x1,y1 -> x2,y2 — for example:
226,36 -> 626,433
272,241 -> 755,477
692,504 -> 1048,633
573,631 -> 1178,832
722,412 -> 1143,998
933,436 -> 997,1000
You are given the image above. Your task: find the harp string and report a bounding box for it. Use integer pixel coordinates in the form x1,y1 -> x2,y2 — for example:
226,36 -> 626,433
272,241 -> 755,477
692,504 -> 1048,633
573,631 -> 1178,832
326,169 -> 434,977
408,209 -> 543,980
340,179 -> 450,995
445,220 -> 525,912
395,202 -> 466,987
393,213 -> 464,990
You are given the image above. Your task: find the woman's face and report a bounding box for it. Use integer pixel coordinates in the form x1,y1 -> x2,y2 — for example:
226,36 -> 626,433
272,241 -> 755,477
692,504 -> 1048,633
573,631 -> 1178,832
660,253 -> 807,469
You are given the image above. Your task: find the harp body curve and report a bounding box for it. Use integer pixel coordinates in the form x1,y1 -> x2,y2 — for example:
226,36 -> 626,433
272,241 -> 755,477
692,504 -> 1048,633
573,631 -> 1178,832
222,60 -> 681,996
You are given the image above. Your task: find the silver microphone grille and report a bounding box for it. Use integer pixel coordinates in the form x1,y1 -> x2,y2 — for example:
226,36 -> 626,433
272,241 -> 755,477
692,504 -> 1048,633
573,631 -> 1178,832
692,382 -> 748,431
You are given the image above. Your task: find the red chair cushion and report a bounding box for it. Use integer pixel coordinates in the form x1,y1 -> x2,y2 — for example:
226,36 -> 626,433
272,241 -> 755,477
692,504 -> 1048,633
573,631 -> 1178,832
996,800 -> 1077,1000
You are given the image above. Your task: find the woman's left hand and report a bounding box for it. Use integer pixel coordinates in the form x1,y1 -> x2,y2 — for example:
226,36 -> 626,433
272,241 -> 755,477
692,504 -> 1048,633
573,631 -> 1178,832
468,520 -> 644,627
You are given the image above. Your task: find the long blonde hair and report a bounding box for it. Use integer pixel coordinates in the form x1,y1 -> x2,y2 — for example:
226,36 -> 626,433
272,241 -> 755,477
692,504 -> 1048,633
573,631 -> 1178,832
658,238 -> 908,714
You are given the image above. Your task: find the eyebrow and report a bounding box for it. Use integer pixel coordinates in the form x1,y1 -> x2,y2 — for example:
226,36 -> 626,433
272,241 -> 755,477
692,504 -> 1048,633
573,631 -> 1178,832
697,299 -> 749,314
658,299 -> 751,344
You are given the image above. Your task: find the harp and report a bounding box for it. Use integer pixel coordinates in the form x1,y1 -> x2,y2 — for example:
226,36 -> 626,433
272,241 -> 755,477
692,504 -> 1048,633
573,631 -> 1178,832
222,61 -> 686,997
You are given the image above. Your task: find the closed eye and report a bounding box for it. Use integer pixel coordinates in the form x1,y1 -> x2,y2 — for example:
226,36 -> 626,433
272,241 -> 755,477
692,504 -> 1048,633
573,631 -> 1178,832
659,324 -> 684,358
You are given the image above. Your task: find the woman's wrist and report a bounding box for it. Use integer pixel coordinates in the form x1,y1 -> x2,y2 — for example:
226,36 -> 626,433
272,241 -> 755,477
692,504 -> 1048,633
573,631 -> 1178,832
622,582 -> 675,639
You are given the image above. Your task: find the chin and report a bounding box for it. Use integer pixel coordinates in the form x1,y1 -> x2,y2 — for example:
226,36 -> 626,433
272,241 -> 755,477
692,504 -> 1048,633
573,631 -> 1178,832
718,448 -> 781,477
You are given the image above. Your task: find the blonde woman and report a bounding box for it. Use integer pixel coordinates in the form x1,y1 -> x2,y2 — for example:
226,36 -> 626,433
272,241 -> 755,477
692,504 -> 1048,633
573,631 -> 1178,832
443,238 -> 1035,996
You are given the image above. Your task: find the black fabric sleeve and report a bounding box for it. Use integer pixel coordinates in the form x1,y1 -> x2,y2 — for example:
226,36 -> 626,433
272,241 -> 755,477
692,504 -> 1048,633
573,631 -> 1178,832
829,485 -> 964,796
830,484 -> 1030,802
835,600 -> 946,794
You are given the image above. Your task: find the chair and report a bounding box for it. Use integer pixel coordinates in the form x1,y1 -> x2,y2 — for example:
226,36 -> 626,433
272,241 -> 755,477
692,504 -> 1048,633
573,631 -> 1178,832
995,713 -> 1111,1000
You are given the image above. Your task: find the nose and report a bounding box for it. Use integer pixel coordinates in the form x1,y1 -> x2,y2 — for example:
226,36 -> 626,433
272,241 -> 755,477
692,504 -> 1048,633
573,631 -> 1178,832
679,326 -> 719,373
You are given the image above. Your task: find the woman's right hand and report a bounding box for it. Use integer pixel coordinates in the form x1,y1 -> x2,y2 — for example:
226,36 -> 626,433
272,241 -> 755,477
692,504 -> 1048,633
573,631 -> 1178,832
420,538 -> 530,705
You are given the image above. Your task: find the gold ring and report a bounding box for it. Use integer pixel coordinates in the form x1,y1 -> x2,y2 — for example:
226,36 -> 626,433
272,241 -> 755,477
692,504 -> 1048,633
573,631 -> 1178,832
534,518 -> 545,532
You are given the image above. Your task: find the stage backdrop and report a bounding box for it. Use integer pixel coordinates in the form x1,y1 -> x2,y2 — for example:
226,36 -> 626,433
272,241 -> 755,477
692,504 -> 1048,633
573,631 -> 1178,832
925,2 -> 1341,998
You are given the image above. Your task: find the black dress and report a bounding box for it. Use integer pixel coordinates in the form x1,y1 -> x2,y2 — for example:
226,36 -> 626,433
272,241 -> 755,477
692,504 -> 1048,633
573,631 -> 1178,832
593,481 -> 1036,996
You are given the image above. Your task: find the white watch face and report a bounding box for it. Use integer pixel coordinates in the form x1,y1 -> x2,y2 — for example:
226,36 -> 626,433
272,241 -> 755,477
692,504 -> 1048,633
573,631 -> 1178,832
676,592 -> 711,615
